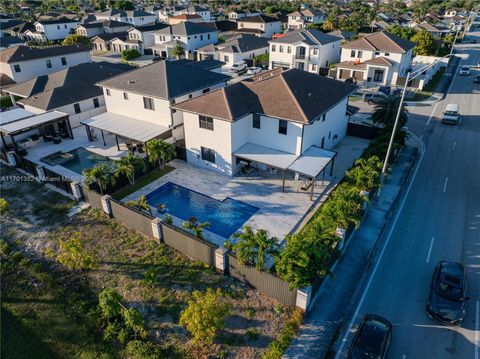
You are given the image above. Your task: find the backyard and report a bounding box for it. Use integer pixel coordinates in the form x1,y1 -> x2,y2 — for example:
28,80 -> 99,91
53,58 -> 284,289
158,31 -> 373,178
0,164 -> 296,359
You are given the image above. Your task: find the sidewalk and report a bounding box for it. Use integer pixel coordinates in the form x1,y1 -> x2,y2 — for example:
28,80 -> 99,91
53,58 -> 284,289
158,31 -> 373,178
284,145 -> 419,359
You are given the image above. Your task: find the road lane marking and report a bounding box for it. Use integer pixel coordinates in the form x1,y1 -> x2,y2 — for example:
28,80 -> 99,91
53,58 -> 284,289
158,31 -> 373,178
453,141 -> 457,150
335,133 -> 426,359
426,103 -> 439,126
443,177 -> 449,193
476,301 -> 479,359
426,237 -> 435,263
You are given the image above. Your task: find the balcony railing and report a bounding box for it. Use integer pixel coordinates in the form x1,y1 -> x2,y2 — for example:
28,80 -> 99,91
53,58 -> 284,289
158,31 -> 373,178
295,53 -> 306,60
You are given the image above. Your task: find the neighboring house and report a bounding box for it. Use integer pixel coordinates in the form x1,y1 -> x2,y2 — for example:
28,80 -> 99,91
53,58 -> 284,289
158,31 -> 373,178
5,62 -> 132,128
91,32 -> 128,52
2,21 -> 35,39
151,21 -> 218,59
187,4 -> 212,22
333,31 -> 416,86
75,20 -> 131,37
287,8 -> 324,30
414,21 -> 451,38
0,36 -> 25,49
87,60 -> 230,147
168,14 -> 203,25
94,9 -> 157,26
201,20 -> 238,39
197,34 -> 269,67
26,19 -> 80,42
0,44 -> 91,87
127,23 -> 169,53
228,9 -> 261,20
173,68 -> 355,176
328,29 -> 355,43
157,5 -> 187,23
269,29 -> 341,74
236,15 -> 281,38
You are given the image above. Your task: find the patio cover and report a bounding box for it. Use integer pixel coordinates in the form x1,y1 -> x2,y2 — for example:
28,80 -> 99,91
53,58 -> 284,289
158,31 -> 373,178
0,108 -> 36,125
0,110 -> 68,135
233,142 -> 298,170
81,112 -> 170,143
287,145 -> 336,178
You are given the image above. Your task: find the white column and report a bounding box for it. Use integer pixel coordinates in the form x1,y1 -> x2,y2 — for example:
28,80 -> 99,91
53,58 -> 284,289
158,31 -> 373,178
101,195 -> 112,216
9,93 -> 17,108
70,180 -> 82,201
296,287 -> 311,311
6,151 -> 16,166
151,217 -> 162,243
215,247 -> 227,274
36,166 -> 46,181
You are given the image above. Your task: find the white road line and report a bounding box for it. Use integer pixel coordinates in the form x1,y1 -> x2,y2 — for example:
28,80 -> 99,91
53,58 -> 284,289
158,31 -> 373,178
453,141 -> 457,150
475,301 -> 479,359
443,177 -> 449,193
426,237 -> 435,263
335,133 -> 426,359
426,103 -> 439,126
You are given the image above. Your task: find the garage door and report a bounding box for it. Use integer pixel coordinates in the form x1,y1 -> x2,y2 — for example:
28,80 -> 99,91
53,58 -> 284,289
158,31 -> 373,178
339,69 -> 350,79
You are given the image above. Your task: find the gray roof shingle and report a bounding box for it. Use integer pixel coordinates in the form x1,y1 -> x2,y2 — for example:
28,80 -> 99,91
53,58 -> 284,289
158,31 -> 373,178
271,29 -> 340,46
0,44 -> 90,63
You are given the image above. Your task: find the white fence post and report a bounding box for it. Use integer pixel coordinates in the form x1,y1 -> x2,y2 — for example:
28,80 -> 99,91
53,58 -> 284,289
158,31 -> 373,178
101,195 -> 112,216
70,180 -> 82,201
215,247 -> 227,274
151,217 -> 162,243
6,151 -> 16,166
36,166 -> 46,181
296,287 -> 311,311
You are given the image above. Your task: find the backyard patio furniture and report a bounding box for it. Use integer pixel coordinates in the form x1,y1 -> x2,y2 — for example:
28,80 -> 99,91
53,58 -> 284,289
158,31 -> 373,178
44,135 -> 54,142
29,134 -> 40,141
60,131 -> 70,139
297,180 -> 313,193
53,137 -> 62,144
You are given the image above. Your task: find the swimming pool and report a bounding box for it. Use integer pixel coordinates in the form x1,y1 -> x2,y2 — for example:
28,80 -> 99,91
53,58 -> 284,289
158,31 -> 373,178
146,182 -> 258,238
60,147 -> 113,174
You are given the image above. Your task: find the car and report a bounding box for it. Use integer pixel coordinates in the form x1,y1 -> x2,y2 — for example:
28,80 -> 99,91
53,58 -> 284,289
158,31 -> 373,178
459,66 -> 471,76
378,86 -> 391,95
392,88 -> 403,96
363,92 -> 387,105
229,61 -> 247,73
246,67 -> 262,75
348,314 -> 392,359
427,261 -> 468,326
474,75 -> 480,83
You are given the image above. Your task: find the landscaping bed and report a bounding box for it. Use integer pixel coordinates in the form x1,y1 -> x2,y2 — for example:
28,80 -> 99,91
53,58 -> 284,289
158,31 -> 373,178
412,67 -> 446,101
1,163 -> 294,359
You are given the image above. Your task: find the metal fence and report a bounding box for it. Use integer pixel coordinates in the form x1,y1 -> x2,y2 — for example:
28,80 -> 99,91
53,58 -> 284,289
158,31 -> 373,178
83,188 -> 103,210
109,198 -> 154,237
226,254 -> 298,306
43,167 -> 73,195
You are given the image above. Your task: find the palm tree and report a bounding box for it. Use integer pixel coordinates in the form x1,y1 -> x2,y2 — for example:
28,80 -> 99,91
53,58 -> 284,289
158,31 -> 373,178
82,163 -> 116,194
371,94 -> 409,129
346,156 -> 383,191
321,184 -> 364,229
172,44 -> 185,59
182,217 -> 210,239
115,153 -> 146,185
126,195 -> 152,215
323,17 -> 336,31
146,139 -> 175,169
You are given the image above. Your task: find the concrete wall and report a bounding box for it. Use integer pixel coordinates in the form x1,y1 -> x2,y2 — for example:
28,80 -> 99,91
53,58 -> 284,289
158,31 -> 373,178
36,22 -> 79,40
218,46 -> 268,67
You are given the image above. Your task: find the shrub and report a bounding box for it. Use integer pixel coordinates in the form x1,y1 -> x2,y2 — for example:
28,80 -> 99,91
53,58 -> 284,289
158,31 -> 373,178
121,48 -> 141,61
263,308 -> 303,359
62,34 -> 92,48
55,233 -> 97,270
0,198 -> 9,215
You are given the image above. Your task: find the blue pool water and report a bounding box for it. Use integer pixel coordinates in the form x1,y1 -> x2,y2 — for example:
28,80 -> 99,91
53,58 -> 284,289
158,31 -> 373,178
146,182 -> 258,238
62,147 -> 113,174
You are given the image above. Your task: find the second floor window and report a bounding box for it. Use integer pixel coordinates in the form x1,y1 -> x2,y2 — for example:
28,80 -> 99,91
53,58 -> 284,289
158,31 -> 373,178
357,50 -> 363,58
123,92 -> 129,100
46,59 -> 52,68
61,57 -> 67,65
14,64 -> 21,72
93,98 -> 100,108
279,45 -> 284,53
143,97 -> 155,110
350,50 -> 355,57
74,103 -> 81,114
106,89 -> 111,96
224,55 -> 229,62
278,120 -> 287,135
199,115 -> 214,130
287,46 -> 291,53
252,114 -> 260,129
272,44 -> 276,52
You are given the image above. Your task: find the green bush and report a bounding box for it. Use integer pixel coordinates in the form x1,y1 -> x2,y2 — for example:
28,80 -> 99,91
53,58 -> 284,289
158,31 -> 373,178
0,96 -> 13,109
121,48 -> 141,61
263,309 -> 303,359
0,198 -> 9,215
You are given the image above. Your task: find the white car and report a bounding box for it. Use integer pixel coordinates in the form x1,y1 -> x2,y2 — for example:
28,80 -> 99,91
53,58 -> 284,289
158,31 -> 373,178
229,61 -> 247,73
247,67 -> 262,75
459,66 -> 471,76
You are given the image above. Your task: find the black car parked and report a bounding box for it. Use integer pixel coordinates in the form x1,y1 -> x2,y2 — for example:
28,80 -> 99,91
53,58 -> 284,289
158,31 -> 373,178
348,314 -> 392,359
427,261 -> 468,326
363,92 -> 387,105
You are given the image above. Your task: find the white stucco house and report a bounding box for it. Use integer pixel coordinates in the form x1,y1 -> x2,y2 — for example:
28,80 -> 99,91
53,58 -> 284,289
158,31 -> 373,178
75,20 -> 131,37
173,68 -> 356,176
186,4 -> 212,22
333,31 -> 416,86
269,29 -> 341,74
236,15 -> 282,38
26,19 -> 79,41
94,9 -> 157,26
228,9 -> 261,20
0,44 -> 91,87
287,8 -> 324,30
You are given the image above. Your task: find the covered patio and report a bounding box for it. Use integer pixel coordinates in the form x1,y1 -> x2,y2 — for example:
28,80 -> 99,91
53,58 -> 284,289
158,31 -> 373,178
81,112 -> 172,156
233,143 -> 336,199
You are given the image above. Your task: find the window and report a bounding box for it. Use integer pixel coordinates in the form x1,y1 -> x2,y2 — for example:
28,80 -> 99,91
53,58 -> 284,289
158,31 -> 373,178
123,92 -> 129,100
272,44 -> 276,52
313,48 -> 318,55
61,57 -> 67,65
311,64 -> 317,71
200,35 -> 203,41
74,103 -> 81,114
93,98 -> 100,108
199,115 -> 214,130
143,97 -> 155,110
45,59 -> 52,68
252,114 -> 261,129
278,120 -> 287,135
201,147 -> 215,163
384,52 -> 390,57
207,34 -> 210,39
322,114 -> 326,122
357,50 -> 363,58
224,55 -> 229,62
202,88 -> 210,94
375,51 -> 380,56
64,24 -> 67,29
13,64 -> 21,73
57,25 -> 60,29
287,46 -> 291,53
106,89 -> 111,96
350,50 -> 355,57
188,94 -> 193,99
279,45 -> 284,53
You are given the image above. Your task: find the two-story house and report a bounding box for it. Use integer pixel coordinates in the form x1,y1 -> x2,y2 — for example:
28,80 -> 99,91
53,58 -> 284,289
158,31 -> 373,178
173,68 -> 355,176
75,20 -> 131,37
0,44 -> 91,87
94,9 -> 157,26
151,21 -> 218,60
4,62 -> 132,128
2,21 -> 35,40
287,9 -> 324,30
168,14 -> 203,25
269,29 -> 341,74
157,5 -> 187,23
333,31 -> 416,86
126,23 -> 169,53
236,15 -> 281,38
197,34 -> 269,67
26,19 -> 79,42
82,60 -> 229,149
187,4 -> 212,22
228,9 -> 261,20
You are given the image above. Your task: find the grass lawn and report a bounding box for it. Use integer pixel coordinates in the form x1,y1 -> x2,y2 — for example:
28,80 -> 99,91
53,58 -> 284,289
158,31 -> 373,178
111,165 -> 174,200
412,67 -> 446,101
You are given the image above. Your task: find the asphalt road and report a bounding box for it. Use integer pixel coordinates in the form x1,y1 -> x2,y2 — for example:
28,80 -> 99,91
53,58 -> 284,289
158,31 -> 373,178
336,27 -> 480,359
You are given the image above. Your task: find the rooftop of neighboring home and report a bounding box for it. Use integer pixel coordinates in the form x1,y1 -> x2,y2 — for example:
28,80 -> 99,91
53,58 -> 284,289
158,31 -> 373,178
271,28 -> 340,46
91,31 -> 128,42
174,68 -> 356,124
129,22 -> 169,32
187,4 -> 210,12
7,62 -> 133,110
154,21 -> 217,36
415,21 -> 449,32
97,60 -> 230,100
77,19 -> 131,29
217,34 -> 269,52
201,20 -> 237,32
0,36 -> 25,48
175,58 -> 225,71
34,18 -> 79,25
341,31 -> 416,53
288,8 -> 323,18
328,29 -> 355,41
0,44 -> 90,63
96,8 -> 152,18
169,13 -> 202,20
237,14 -> 280,23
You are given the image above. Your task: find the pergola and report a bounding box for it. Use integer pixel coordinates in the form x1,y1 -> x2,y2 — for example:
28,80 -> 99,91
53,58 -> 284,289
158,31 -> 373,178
81,112 -> 172,151
234,143 -> 336,198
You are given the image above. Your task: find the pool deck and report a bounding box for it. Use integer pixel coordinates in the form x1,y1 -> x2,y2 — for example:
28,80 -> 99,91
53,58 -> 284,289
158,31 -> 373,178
124,136 -> 370,245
